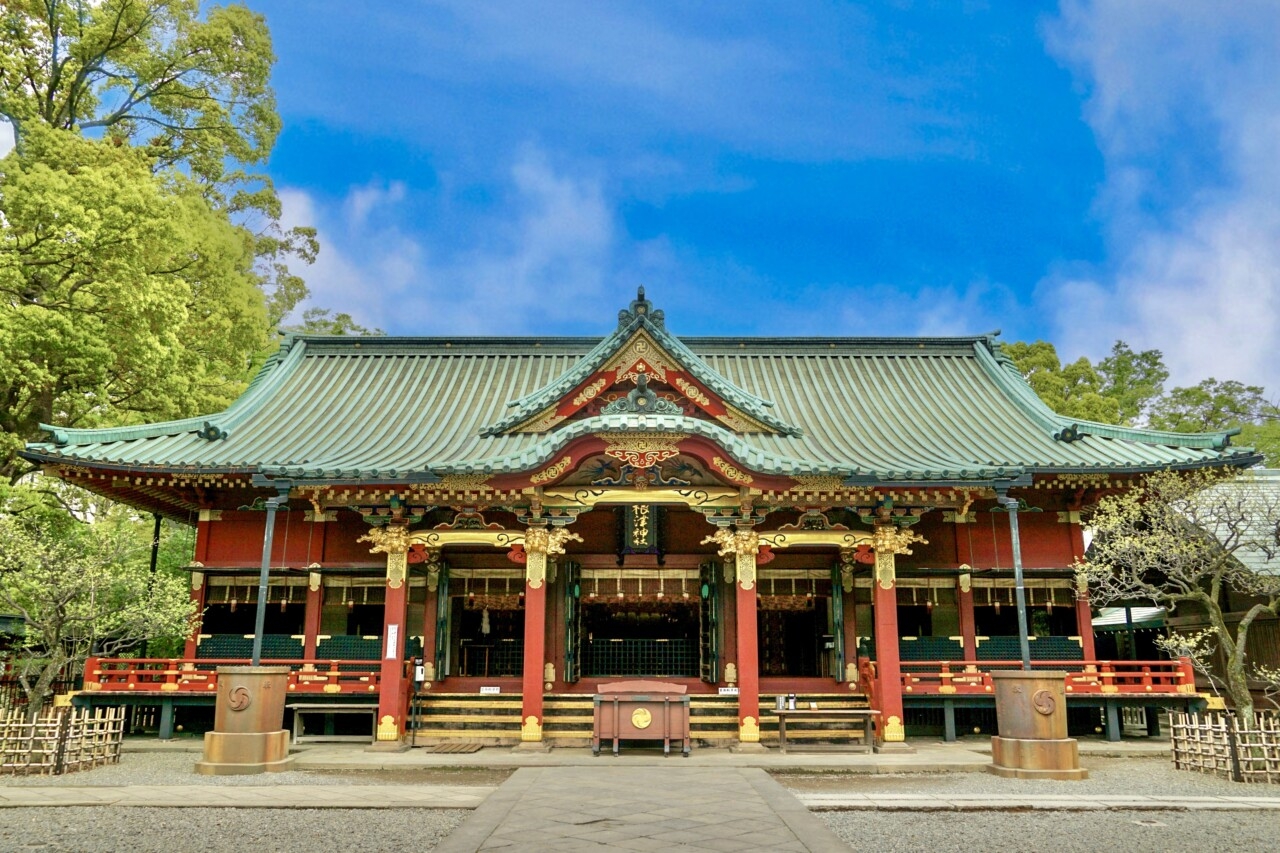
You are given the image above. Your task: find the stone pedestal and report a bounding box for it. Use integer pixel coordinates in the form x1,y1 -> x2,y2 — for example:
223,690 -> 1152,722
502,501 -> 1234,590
986,670 -> 1087,780
195,666 -> 296,776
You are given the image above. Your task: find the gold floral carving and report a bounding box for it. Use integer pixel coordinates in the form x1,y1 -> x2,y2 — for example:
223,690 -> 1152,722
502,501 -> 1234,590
572,378 -> 608,407
521,715 -> 543,742
598,432 -> 687,468
883,715 -> 905,742
522,526 -> 583,589
673,376 -> 710,406
702,527 -> 760,590
514,410 -> 566,433
432,474 -> 493,493
724,662 -> 738,684
717,406 -> 772,434
870,524 -> 926,591
530,456 -> 573,485
607,332 -> 674,382
377,715 -> 400,741
711,456 -> 754,485
790,476 -> 846,493
360,525 -> 412,589
739,716 -> 760,743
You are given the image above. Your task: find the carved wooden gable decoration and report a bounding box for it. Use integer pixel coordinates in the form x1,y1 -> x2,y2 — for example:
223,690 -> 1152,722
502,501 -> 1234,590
483,289 -> 800,438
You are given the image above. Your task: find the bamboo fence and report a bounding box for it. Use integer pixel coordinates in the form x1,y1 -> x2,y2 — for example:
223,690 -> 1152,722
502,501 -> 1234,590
1170,711 -> 1280,784
0,706 -> 125,776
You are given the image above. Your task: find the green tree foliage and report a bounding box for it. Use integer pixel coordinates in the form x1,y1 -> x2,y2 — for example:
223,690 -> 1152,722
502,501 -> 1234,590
0,125 -> 269,478
1004,340 -> 1278,464
1079,469 -> 1280,725
0,483 -> 197,717
283,307 -> 385,337
0,0 -> 318,480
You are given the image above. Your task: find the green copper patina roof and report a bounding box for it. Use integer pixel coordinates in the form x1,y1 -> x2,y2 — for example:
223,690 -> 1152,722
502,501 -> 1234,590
23,299 -> 1259,484
481,287 -> 800,437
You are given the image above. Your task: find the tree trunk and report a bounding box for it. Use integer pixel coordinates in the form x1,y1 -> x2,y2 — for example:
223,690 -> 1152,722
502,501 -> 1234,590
21,651 -> 66,723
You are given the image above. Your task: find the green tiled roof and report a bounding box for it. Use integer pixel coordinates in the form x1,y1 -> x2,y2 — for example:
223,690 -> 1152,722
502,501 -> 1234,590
23,327 -> 1259,484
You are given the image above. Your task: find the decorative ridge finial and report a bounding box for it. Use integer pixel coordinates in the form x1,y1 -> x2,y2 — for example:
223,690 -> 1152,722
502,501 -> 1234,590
618,286 -> 665,329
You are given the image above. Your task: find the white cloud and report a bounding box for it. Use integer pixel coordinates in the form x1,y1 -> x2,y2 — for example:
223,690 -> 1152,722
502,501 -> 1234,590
1040,1 -> 1280,392
280,148 -> 640,335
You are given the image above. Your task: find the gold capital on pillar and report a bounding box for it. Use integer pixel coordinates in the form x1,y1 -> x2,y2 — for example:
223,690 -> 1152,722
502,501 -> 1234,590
701,527 -> 760,590
522,526 -> 582,588
871,524 -> 926,590
359,524 -> 412,588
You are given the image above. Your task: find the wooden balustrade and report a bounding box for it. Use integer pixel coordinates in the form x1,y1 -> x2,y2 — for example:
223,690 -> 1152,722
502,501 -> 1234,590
82,657 -> 383,696
897,657 -> 1197,697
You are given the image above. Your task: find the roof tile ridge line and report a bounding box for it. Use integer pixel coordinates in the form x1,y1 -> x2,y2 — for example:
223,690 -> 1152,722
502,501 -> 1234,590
971,341 -> 1082,439
645,320 -> 802,435
977,342 -> 1242,452
450,415 -> 836,478
203,338 -> 313,435
483,317 -> 801,437
480,323 -> 635,433
35,343 -> 306,447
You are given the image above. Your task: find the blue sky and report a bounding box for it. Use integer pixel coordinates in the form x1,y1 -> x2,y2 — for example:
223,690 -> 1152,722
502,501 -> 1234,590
255,2 -> 1279,392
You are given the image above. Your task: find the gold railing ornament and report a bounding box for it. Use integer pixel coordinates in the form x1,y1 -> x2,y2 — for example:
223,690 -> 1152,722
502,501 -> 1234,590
701,527 -> 761,590
522,525 -> 583,589
360,524 -> 412,589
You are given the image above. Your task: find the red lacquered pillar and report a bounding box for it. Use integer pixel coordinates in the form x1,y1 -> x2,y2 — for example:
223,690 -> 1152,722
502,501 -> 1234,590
736,577 -> 760,742
957,574 -> 977,661
303,572 -> 323,659
184,571 -> 207,658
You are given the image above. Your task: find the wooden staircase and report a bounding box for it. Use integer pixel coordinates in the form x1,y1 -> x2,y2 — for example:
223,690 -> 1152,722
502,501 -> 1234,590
409,690 -> 874,748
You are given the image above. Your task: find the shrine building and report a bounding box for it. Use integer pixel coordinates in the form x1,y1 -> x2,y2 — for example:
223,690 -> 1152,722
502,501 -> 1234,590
23,290 -> 1256,748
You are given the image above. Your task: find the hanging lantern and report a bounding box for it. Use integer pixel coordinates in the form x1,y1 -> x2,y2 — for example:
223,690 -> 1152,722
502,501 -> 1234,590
925,578 -> 934,612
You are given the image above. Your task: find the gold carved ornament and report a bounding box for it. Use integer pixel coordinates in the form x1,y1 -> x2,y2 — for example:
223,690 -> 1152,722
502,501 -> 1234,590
377,715 -> 400,741
672,376 -> 710,406
359,525 -> 412,589
882,715 -> 905,742
702,527 -> 761,590
521,526 -> 583,589
530,456 -> 573,485
631,708 -> 653,729
521,715 -> 543,742
599,432 -> 687,468
572,378 -> 608,407
870,525 -> 927,591
739,716 -> 760,743
711,456 -> 754,485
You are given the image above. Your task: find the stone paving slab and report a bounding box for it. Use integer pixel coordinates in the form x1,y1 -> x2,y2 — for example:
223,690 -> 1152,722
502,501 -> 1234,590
798,792 -> 1280,811
436,766 -> 850,853
0,784 -> 492,809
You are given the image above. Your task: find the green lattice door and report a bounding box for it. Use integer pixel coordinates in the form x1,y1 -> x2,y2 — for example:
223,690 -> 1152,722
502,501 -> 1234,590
699,561 -> 721,683
563,561 -> 582,683
434,565 -> 451,677
830,567 -> 846,682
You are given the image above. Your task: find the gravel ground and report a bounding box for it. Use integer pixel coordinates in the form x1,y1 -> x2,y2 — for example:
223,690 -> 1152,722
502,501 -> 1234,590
819,810 -> 1277,853
0,807 -> 467,853
778,756 -> 1252,797
0,752 -> 508,788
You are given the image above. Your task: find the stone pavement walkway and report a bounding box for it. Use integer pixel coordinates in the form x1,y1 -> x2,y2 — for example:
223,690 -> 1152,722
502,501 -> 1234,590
436,766 -> 849,853
0,783 -> 492,809
799,792 -> 1280,811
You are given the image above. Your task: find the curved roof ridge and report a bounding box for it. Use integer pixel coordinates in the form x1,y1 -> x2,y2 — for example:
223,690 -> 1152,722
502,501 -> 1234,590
481,289 -> 800,436
976,339 -> 1242,452
36,338 -> 309,448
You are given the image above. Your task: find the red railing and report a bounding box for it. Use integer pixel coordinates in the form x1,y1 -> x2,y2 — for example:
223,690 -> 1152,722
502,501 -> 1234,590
898,657 -> 1197,697
82,658 -> 382,696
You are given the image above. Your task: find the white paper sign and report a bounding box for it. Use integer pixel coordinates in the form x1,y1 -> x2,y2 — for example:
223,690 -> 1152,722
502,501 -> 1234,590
718,687 -> 740,696
385,624 -> 399,659
479,686 -> 501,695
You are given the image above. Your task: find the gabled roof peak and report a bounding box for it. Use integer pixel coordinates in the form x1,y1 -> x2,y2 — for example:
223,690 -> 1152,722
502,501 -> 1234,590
481,289 -> 801,437
618,286 -> 664,329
